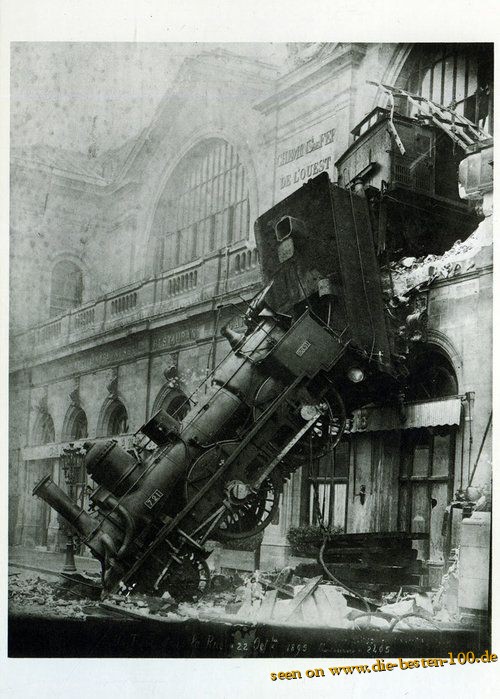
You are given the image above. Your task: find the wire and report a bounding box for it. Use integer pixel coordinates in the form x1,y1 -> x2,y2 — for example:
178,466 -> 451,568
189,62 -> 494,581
319,536 -> 371,613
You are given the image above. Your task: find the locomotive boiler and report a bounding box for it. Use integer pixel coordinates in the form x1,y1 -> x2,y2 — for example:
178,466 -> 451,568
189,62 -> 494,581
33,172 -> 404,600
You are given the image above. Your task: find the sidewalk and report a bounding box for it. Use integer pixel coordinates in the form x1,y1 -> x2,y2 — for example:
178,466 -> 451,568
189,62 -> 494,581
9,546 -> 101,577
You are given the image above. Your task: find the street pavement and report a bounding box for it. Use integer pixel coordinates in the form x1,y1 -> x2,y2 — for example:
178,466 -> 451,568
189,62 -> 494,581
8,546 -> 101,576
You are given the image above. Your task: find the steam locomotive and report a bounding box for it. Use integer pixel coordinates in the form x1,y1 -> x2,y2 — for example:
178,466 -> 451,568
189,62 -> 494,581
34,172 -> 404,600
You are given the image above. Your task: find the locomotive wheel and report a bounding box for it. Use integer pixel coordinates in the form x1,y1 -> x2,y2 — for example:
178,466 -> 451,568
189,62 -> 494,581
217,472 -> 281,541
130,542 -> 211,601
185,441 -> 282,541
253,378 -> 346,464
156,551 -> 211,602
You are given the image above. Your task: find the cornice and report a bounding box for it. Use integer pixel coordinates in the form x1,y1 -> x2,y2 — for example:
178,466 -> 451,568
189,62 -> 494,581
9,281 -> 261,377
255,43 -> 367,115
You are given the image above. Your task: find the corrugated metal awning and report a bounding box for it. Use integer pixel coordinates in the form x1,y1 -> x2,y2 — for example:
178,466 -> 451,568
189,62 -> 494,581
351,396 -> 462,433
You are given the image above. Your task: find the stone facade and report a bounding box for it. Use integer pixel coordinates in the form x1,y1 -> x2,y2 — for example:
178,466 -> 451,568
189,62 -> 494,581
9,43 -> 493,575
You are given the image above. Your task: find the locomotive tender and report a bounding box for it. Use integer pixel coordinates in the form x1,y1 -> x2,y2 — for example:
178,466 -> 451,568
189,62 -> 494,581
33,172 -> 405,600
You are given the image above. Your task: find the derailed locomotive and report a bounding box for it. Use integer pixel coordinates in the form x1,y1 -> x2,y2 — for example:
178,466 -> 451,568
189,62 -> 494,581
33,173 -> 405,600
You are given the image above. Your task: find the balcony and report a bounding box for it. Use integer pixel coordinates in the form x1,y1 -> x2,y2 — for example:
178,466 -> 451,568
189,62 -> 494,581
11,242 -> 262,368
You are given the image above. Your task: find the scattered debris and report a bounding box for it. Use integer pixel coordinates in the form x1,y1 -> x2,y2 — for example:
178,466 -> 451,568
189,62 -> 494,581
260,567 -> 295,598
8,553 -> 473,631
233,571 -> 265,619
389,216 -> 492,297
8,570 -> 99,619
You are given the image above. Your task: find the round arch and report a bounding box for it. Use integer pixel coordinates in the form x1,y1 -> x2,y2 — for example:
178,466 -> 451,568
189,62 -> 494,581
405,340 -> 461,401
373,44 -> 414,110
32,410 -> 55,446
425,331 -> 464,392
36,250 -> 90,323
375,43 -> 493,133
97,397 -> 130,437
61,405 -> 89,442
141,126 -> 259,278
152,386 -> 191,422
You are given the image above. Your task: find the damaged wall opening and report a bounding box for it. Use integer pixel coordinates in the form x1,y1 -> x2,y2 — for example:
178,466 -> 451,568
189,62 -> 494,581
406,346 -> 459,400
395,43 -> 493,134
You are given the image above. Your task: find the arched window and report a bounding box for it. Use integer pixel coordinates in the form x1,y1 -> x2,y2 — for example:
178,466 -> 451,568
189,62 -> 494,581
395,44 -> 493,134
63,406 -> 88,441
105,401 -> 129,436
153,388 -> 191,423
406,348 -> 458,401
32,411 -> 55,446
161,392 -> 190,422
49,260 -> 83,317
153,139 -> 251,271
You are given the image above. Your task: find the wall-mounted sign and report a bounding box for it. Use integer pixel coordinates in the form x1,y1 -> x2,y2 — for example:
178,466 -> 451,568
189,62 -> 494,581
277,127 -> 336,192
279,156 -> 333,190
31,336 -> 149,384
152,325 -> 200,351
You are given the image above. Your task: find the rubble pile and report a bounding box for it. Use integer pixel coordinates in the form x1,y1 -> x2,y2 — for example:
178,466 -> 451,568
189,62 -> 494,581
9,556 -> 470,631
345,550 -> 469,632
8,571 -> 99,618
101,593 -> 184,620
389,216 -> 492,297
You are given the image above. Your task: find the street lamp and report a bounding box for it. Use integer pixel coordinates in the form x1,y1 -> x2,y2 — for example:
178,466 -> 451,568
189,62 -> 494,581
60,443 -> 87,574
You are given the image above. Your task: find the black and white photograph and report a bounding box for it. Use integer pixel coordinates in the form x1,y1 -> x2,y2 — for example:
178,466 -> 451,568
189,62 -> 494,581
2,4 -> 497,693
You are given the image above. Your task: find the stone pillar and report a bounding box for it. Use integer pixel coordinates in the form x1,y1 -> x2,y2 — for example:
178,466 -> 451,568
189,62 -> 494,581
46,459 -> 64,551
260,470 -> 303,570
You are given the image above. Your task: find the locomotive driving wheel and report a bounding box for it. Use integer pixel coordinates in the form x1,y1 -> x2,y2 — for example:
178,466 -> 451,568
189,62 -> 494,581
159,551 -> 211,602
184,441 -> 282,542
130,540 -> 211,601
217,471 -> 281,541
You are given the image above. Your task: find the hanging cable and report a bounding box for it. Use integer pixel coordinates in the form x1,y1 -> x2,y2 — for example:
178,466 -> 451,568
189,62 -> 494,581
319,536 -> 371,612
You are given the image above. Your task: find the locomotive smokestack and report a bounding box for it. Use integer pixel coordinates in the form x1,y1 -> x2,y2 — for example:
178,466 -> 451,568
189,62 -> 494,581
33,475 -> 97,541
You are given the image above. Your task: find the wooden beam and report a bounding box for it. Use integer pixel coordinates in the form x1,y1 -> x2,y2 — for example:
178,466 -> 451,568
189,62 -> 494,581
283,576 -> 322,621
257,589 -> 277,621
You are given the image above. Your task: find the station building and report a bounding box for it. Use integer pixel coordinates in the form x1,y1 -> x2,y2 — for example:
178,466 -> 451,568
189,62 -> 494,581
10,43 -> 493,584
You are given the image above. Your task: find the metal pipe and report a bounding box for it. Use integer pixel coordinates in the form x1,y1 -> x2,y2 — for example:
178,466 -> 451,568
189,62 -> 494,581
468,411 -> 492,489
98,492 -> 135,558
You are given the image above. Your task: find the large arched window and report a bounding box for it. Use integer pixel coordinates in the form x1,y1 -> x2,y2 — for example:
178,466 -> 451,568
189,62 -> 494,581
105,401 -> 129,436
63,406 -> 88,441
154,389 -> 191,422
395,44 -> 493,134
153,138 -> 251,271
32,411 -> 55,446
49,260 -> 83,317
